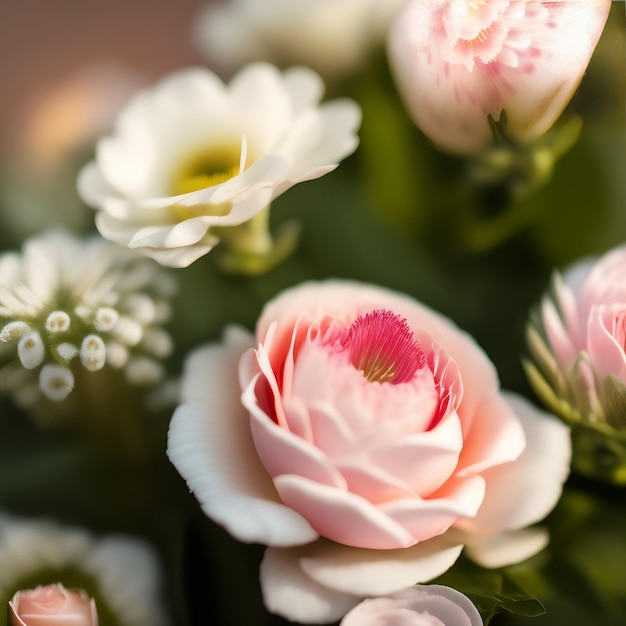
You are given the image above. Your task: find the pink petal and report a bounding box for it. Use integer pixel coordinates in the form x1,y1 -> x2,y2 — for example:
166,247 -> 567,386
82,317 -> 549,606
541,294 -> 579,369
167,329 -> 318,546
369,414 -> 463,495
587,305 -> 626,381
274,474 -> 416,549
456,393 -> 525,477
336,464 -> 416,505
457,392 -> 570,534
500,0 -> 611,143
308,404 -> 357,457
246,383 -> 347,488
381,475 -> 486,542
341,585 -> 483,626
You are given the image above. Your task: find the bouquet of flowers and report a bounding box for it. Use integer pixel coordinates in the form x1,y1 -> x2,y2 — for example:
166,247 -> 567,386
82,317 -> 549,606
0,1 -> 624,625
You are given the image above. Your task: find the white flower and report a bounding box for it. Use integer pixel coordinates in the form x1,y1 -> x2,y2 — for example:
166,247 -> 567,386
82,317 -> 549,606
78,63 -> 361,268
0,515 -> 166,626
194,0 -> 406,80
0,230 -> 175,404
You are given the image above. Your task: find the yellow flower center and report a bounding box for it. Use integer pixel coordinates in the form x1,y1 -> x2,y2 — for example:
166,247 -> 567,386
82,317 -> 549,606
170,139 -> 253,221
171,147 -> 243,196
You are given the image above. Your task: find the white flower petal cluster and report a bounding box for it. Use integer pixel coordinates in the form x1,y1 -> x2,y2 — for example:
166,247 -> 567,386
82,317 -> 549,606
194,0 -> 406,79
0,230 -> 175,404
78,63 -> 361,268
0,515 -> 166,626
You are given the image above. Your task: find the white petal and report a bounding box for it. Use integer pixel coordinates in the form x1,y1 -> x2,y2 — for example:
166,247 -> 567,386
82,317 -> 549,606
283,66 -> 325,112
84,536 -> 166,626
462,527 -> 549,569
95,212 -> 145,247
77,162 -> 119,207
300,535 -> 464,596
261,546 -> 361,624
142,243 -> 217,269
167,330 -> 318,546
133,217 -> 211,250
208,154 -> 288,205
39,364 -> 74,401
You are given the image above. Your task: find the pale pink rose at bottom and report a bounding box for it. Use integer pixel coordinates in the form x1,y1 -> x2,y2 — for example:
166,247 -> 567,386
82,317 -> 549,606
340,585 -> 482,626
9,584 -> 98,626
168,280 -> 571,623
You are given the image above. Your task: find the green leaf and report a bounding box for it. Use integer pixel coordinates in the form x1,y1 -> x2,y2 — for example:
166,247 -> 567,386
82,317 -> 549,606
432,558 -> 545,624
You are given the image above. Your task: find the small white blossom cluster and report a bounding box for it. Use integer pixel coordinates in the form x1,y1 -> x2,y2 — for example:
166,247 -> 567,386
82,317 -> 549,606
0,230 -> 175,404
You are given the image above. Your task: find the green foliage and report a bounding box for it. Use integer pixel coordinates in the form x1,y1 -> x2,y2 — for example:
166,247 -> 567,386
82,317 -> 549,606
433,558 -> 545,624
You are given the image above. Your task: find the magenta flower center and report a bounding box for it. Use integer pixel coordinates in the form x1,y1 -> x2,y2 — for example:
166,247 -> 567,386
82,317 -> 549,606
342,309 -> 425,384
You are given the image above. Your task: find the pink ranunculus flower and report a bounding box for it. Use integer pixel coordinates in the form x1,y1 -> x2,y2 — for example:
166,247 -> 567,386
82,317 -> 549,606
525,244 -> 626,483
340,585 -> 482,626
9,584 -> 98,626
168,280 -> 571,623
387,0 -> 611,154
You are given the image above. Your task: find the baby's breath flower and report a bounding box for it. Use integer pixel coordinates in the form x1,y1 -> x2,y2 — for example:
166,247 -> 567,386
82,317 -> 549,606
0,230 -> 175,406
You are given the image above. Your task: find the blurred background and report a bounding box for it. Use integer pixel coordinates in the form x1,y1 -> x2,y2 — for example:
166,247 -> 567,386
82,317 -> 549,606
0,0 -> 210,161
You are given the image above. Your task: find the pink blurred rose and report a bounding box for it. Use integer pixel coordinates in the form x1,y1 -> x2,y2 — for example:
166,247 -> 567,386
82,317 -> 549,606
387,0 -> 611,154
340,585 -> 482,626
526,244 -> 626,482
168,280 -> 570,623
9,584 -> 98,626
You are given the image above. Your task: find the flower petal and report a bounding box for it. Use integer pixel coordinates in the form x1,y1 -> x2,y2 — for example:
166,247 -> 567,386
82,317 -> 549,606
461,527 -> 549,569
274,474 -> 416,549
246,381 -> 348,488
341,585 -> 483,626
167,328 -> 318,546
261,546 -> 361,624
457,392 -> 570,534
381,475 -> 486,542
300,535 -> 464,596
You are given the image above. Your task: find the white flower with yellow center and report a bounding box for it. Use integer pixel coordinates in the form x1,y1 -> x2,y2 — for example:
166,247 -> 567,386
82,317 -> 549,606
0,230 -> 175,405
78,62 -> 361,269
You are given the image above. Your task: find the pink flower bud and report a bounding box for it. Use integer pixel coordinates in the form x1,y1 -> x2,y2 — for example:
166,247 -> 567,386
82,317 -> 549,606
526,243 -> 626,483
388,0 -> 611,154
9,584 -> 98,626
340,585 -> 482,626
